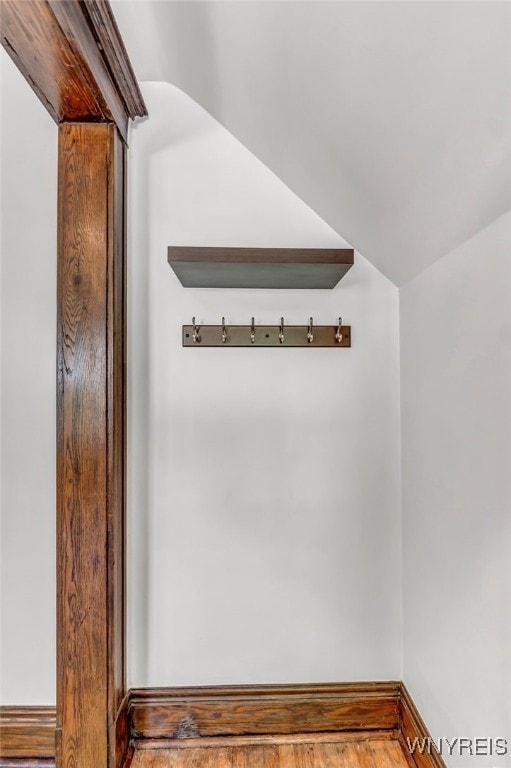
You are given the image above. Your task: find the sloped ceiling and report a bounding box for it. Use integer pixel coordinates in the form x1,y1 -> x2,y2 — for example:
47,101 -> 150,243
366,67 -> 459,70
112,1 -> 511,286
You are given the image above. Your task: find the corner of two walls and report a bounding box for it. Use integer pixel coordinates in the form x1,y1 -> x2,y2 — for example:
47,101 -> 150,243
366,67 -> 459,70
399,210 -> 511,764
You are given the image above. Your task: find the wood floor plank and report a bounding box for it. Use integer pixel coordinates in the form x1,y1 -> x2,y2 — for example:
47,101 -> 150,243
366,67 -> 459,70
381,741 -> 408,768
134,731 -> 399,750
355,741 -> 380,768
203,747 -> 230,768
278,742 -> 315,768
231,745 -> 278,768
130,736 -> 410,768
182,747 -> 213,767
313,741 -> 351,768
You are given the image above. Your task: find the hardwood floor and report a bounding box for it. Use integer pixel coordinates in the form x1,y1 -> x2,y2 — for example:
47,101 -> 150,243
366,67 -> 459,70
130,733 -> 411,768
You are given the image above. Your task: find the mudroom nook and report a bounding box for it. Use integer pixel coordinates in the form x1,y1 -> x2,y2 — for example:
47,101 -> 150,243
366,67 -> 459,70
1,2 -> 509,767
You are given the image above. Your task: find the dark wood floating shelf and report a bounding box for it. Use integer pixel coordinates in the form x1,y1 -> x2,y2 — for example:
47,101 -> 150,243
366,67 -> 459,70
168,246 -> 354,289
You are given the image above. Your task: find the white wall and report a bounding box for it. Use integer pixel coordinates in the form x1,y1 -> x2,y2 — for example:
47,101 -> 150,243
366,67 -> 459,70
0,49 -> 57,704
2,54 -> 507,739
128,83 -> 402,687
400,211 -> 511,765
0,61 -> 402,701
112,0 -> 511,287
2,51 -> 507,738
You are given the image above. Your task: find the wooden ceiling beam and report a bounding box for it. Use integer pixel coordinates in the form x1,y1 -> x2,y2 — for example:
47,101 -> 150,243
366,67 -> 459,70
0,0 -> 147,142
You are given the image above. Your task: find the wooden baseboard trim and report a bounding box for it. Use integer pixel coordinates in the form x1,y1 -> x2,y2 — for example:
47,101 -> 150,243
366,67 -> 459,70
399,684 -> 447,768
113,693 -> 132,768
0,696 -> 130,765
122,745 -> 136,768
133,729 -> 401,751
0,708 -> 55,761
0,682 -> 449,768
0,761 -> 55,768
129,682 -> 401,740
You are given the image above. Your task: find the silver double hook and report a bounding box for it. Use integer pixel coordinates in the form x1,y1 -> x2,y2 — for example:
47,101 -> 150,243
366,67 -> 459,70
192,317 -> 201,344
222,317 -> 227,344
279,317 -> 285,344
335,317 -> 343,343
250,317 -> 255,344
307,317 -> 314,344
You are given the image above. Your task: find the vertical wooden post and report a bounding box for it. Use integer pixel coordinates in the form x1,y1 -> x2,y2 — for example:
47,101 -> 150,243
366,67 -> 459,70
2,4 -> 145,763
56,123 -> 127,768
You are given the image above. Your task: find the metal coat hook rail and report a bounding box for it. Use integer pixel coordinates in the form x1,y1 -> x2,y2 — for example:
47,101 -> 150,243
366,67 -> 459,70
183,317 -> 351,348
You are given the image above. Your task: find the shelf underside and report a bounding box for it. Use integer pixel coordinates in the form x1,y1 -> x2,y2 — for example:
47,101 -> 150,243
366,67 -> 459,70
168,247 -> 354,289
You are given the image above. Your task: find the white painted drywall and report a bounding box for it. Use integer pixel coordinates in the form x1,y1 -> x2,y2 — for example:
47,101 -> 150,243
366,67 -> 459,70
2,48 -> 507,741
2,40 -> 508,740
127,82 -> 402,687
113,0 -> 511,286
400,211 -> 511,766
0,49 -> 57,704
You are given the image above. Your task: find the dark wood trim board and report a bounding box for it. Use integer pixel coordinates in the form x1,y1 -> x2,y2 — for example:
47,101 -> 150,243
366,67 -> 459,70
0,684 -> 449,768
129,682 -> 401,740
0,0 -> 146,142
1,2 -> 141,766
399,685 -> 447,768
0,762 -> 55,768
132,730 -> 402,750
130,682 -> 447,768
56,122 -> 127,768
0,707 -> 55,760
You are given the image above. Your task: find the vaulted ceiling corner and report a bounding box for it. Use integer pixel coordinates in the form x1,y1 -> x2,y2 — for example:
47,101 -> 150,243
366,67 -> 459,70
112,0 -> 511,286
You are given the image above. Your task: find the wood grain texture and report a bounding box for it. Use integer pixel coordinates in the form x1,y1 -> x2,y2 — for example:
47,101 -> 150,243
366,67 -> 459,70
129,683 -> 400,740
3,8 -> 135,767
0,685 -> 446,768
56,123 -> 127,768
168,247 -> 354,265
114,694 -> 132,768
0,708 -> 56,759
81,0 -> 146,118
129,735 -> 410,768
0,0 -> 146,141
0,761 -> 55,768
133,732 -> 401,750
399,686 -> 447,768
123,746 -> 136,768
